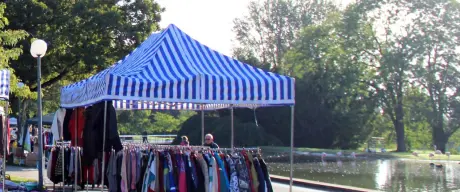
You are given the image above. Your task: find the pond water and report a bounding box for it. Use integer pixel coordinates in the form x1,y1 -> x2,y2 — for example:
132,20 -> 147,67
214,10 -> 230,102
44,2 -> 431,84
265,154 -> 460,191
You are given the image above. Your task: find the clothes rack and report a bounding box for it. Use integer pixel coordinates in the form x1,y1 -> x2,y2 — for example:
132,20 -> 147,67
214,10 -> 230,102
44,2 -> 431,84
105,144 -> 273,192
46,141 -> 71,191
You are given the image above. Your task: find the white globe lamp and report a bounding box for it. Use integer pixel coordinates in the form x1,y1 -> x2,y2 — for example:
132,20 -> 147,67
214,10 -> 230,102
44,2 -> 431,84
30,39 -> 47,58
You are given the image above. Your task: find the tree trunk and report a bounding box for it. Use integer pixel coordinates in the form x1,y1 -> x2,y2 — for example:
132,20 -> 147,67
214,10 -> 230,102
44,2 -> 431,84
433,124 -> 448,153
394,102 -> 406,152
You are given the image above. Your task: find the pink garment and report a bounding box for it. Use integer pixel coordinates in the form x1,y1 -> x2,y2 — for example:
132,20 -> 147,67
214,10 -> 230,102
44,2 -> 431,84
179,154 -> 187,192
121,150 -> 127,192
131,152 -> 137,190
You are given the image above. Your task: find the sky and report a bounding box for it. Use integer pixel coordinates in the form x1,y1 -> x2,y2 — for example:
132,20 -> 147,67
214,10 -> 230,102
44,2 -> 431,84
156,0 -> 352,57
156,0 -> 251,56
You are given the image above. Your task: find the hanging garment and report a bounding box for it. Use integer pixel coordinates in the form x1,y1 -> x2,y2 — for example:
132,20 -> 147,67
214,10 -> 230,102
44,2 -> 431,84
83,101 -> 122,166
184,153 -> 197,192
165,152 -> 177,192
258,158 -> 273,192
68,107 -> 85,147
49,149 -> 59,183
158,152 -> 164,192
177,153 -> 187,192
107,151 -> 117,192
192,154 -> 206,192
211,156 -> 219,192
47,148 -> 54,179
148,152 -> 157,192
236,155 -> 250,192
248,153 -> 259,192
195,153 -> 209,192
189,154 -> 199,190
140,152 -> 150,191
226,155 -> 240,192
50,108 -> 66,143
54,150 -> 64,183
214,152 -> 230,192
131,151 -> 137,191
65,148 -> 71,183
69,148 -> 74,178
117,151 -> 124,192
242,152 -> 254,192
100,147 -> 274,192
253,158 -> 266,192
121,150 -> 128,192
62,109 -> 73,141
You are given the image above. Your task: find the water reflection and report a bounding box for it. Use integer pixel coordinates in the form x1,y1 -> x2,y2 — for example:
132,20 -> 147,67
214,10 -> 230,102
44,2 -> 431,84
265,155 -> 460,191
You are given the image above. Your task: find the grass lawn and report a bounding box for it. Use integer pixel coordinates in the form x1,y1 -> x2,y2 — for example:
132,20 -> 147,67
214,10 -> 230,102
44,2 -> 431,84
260,146 -> 460,161
7,175 -> 36,183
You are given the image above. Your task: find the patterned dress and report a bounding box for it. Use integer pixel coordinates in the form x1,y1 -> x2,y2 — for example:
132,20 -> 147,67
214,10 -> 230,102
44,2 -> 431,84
235,155 -> 250,192
226,155 -> 240,192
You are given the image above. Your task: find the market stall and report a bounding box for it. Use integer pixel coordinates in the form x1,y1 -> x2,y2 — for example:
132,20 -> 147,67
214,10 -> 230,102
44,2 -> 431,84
59,24 -> 296,191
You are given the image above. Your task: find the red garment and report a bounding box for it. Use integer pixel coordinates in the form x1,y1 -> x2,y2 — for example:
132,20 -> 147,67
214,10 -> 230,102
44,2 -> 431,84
68,107 -> 85,147
83,165 -> 94,184
178,154 -> 187,192
242,152 -> 255,192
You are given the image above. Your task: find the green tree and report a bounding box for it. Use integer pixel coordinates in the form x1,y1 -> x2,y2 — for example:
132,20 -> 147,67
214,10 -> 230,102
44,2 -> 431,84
407,0 -> 460,152
117,110 -> 196,134
3,0 -> 163,99
4,0 -> 164,131
283,11 -> 378,149
403,87 -> 432,151
339,1 -> 427,152
233,0 -> 336,72
357,0 -> 460,152
0,3 -> 30,98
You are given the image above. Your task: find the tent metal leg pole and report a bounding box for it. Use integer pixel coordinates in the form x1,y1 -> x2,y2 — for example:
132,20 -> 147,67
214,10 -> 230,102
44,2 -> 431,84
62,146 -> 64,191
61,121 -> 65,191
289,105 -> 295,192
101,101 -> 108,191
230,105 -> 234,150
74,109 -> 78,191
3,102 -> 8,192
201,106 -> 204,145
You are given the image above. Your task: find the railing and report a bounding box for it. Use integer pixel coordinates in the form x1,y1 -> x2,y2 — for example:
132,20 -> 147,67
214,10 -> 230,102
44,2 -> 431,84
119,134 -> 176,145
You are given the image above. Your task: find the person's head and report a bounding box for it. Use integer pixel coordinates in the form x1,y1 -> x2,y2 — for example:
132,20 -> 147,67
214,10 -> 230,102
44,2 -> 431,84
181,136 -> 188,142
205,133 -> 214,145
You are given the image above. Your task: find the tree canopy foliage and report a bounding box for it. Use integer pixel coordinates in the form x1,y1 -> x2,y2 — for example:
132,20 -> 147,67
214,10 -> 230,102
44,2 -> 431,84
0,3 -> 30,99
3,0 -> 163,92
117,110 -> 196,134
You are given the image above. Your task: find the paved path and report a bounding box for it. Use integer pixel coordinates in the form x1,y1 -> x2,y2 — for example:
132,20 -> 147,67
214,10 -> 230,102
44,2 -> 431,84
272,182 -> 326,192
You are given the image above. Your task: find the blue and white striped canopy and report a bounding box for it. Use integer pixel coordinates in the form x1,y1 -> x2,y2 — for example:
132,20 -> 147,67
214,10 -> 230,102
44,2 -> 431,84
0,70 -> 10,101
60,24 -> 295,110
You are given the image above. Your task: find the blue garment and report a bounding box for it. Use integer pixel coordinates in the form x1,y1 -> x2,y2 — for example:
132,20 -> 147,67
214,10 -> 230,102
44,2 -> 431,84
142,152 -> 154,192
165,153 -> 177,192
253,157 -> 266,192
188,153 -> 198,188
214,152 -> 230,192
